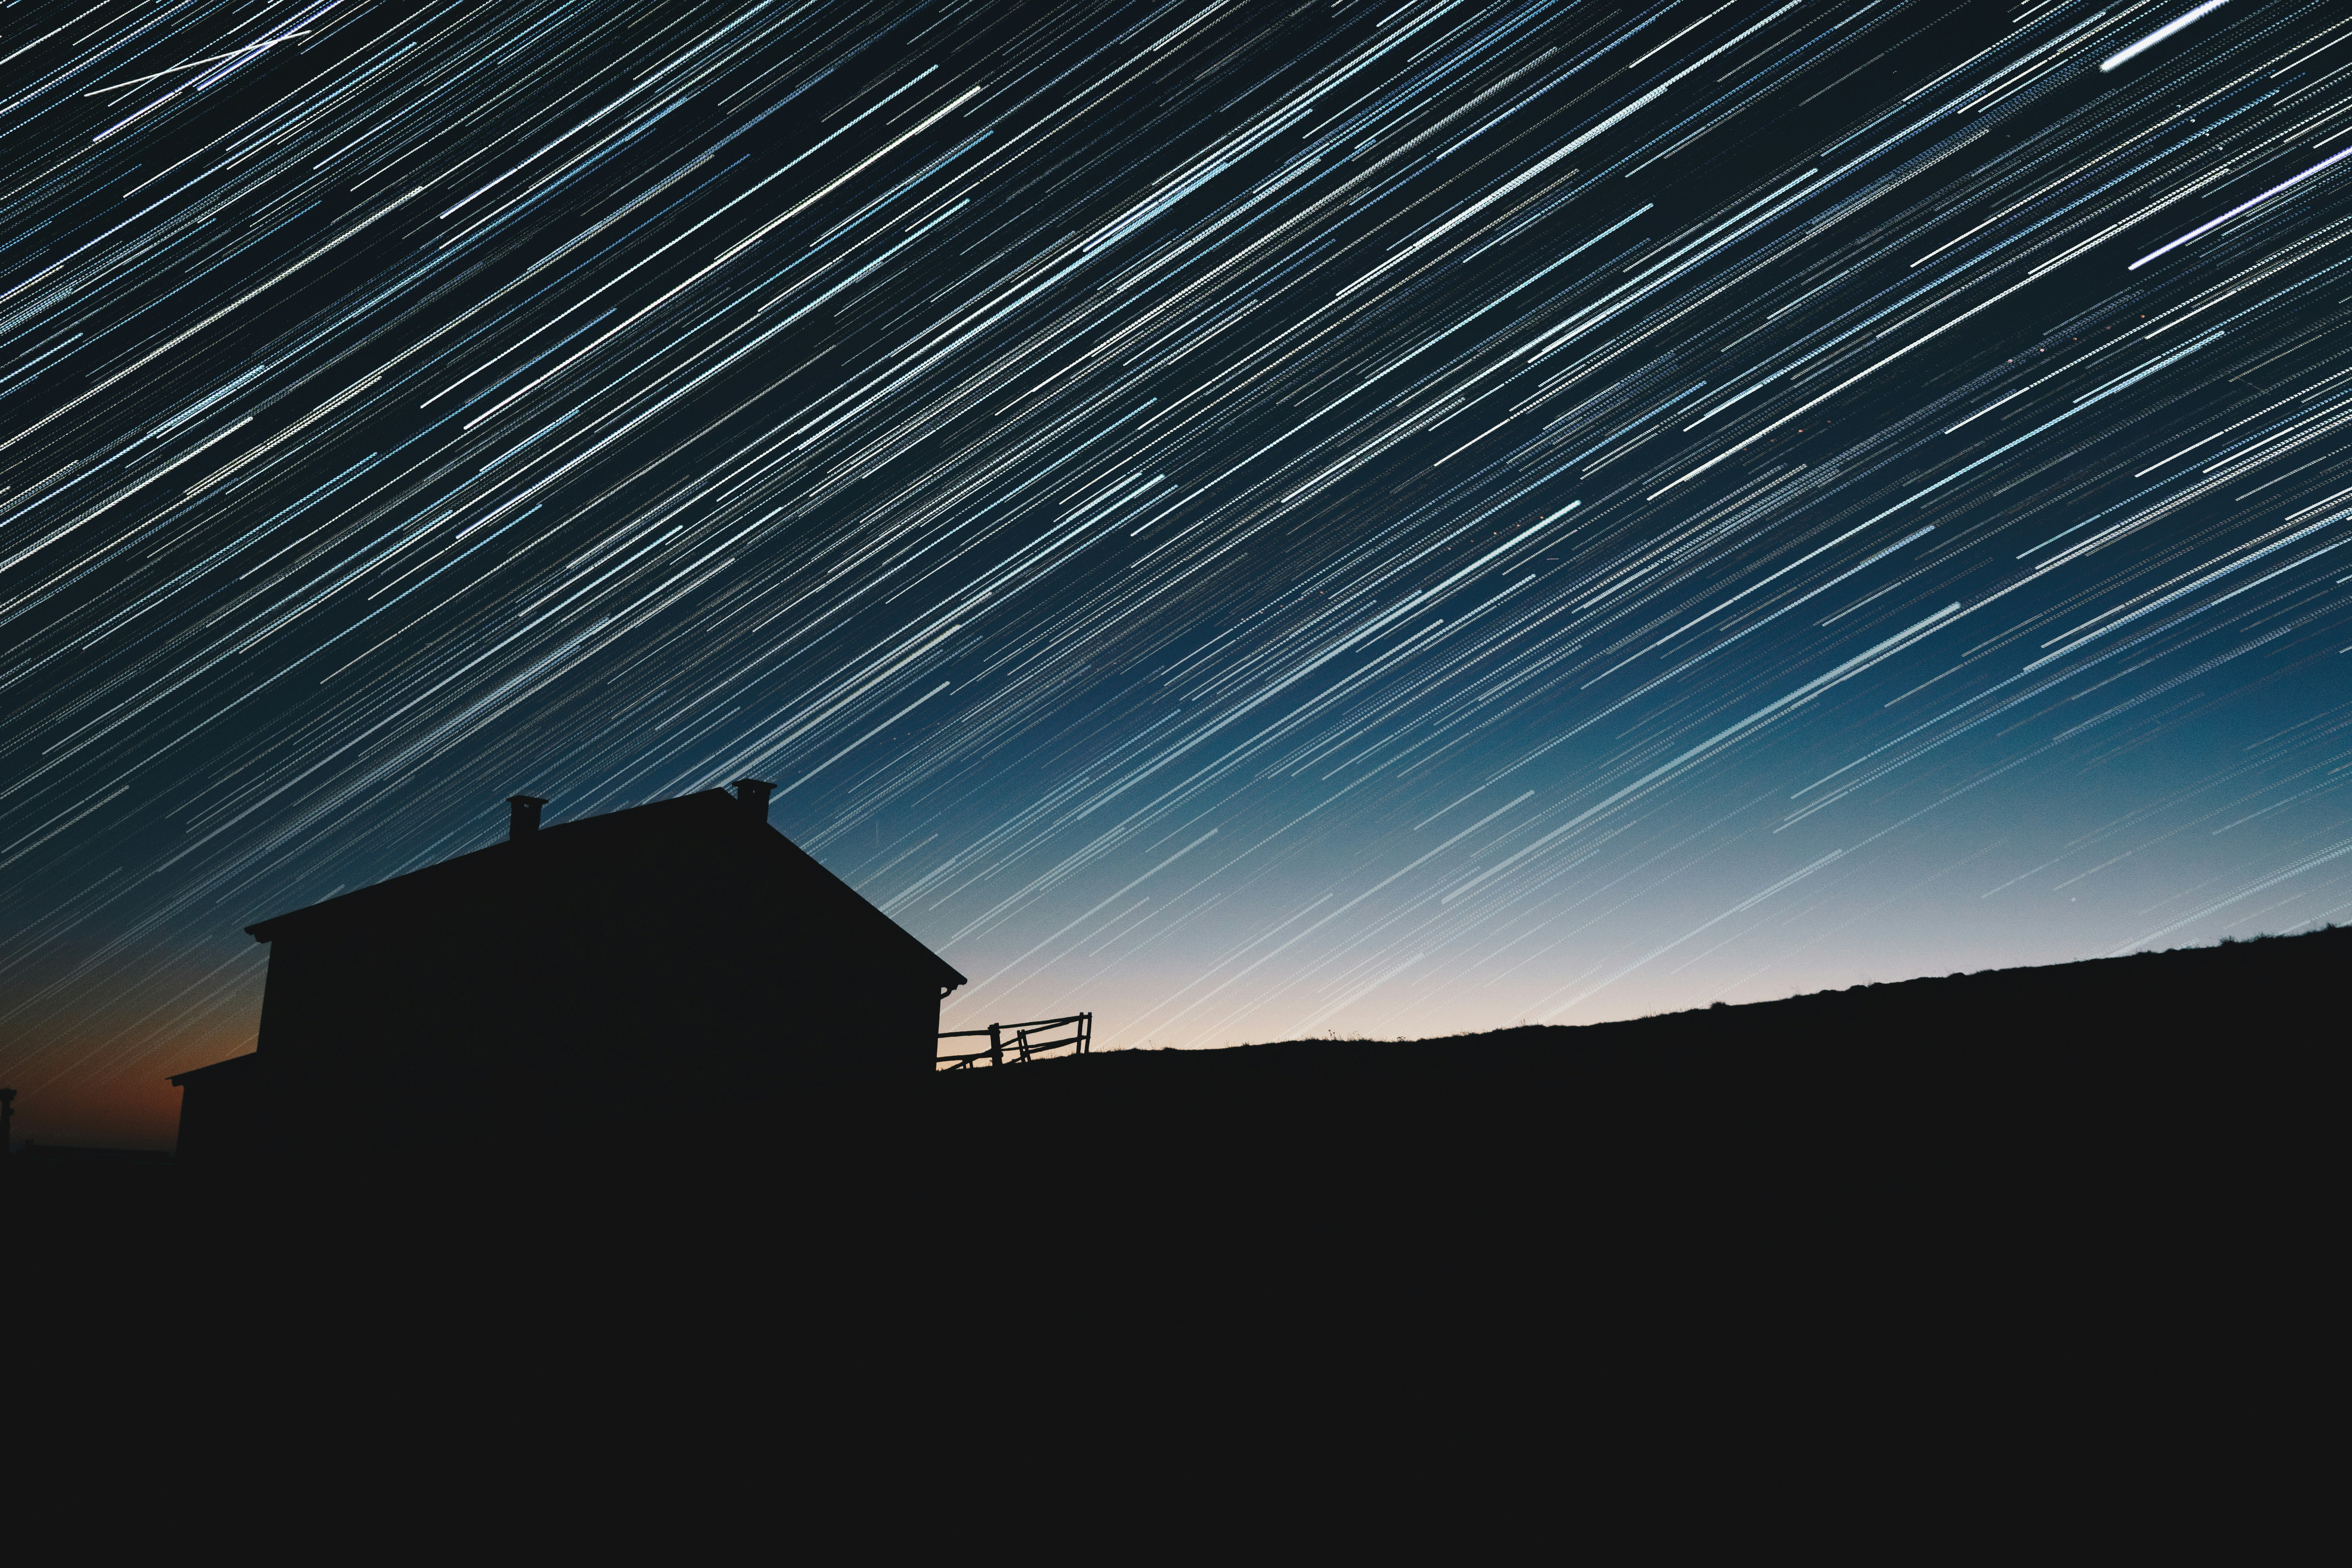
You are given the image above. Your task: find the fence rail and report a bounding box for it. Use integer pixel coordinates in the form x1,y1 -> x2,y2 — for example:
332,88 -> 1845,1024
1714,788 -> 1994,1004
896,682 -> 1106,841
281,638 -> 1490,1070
938,1013 -> 1093,1069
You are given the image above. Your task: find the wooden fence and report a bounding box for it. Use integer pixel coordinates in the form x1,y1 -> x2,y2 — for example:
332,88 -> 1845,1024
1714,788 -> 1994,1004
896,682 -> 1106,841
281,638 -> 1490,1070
937,1013 -> 1093,1069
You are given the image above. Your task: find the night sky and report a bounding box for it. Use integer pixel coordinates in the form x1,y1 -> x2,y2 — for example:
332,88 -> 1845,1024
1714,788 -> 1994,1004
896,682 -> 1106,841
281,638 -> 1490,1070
7,0 -> 2352,1145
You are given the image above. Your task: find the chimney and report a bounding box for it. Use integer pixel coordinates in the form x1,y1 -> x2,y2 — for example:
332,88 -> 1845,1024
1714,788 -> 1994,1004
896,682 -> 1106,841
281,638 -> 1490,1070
732,779 -> 774,824
506,795 -> 548,839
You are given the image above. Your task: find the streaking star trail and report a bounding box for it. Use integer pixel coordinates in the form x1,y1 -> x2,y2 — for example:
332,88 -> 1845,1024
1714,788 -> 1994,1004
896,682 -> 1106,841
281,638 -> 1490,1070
5,0 -> 2352,1142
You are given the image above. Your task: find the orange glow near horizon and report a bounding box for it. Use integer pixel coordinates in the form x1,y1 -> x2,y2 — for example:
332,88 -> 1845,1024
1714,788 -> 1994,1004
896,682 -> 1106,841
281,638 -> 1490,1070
7,1018 -> 258,1152
13,1073 -> 187,1152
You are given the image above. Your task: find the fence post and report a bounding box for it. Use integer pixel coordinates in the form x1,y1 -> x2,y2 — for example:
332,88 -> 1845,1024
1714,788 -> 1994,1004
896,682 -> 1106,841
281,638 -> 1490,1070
988,1021 -> 1002,1069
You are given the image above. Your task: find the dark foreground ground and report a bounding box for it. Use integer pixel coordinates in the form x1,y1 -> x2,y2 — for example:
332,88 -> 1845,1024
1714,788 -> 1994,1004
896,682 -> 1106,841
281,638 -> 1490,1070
11,931 -> 2334,1511
19,927 -> 2336,1267
912,927 -> 2334,1290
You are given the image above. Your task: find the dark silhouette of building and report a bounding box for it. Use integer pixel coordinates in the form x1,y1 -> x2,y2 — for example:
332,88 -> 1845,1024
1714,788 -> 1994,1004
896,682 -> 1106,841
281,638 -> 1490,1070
169,780 -> 964,1165
168,1053 -> 261,1175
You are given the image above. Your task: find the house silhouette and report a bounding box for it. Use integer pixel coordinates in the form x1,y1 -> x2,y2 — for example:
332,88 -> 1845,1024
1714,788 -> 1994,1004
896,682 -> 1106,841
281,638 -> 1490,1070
169,1053 -> 262,1174
171,780 -> 965,1167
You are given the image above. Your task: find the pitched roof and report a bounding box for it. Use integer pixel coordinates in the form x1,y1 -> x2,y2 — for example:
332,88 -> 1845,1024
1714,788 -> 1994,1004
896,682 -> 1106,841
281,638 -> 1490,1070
169,1052 -> 260,1087
243,789 -> 965,990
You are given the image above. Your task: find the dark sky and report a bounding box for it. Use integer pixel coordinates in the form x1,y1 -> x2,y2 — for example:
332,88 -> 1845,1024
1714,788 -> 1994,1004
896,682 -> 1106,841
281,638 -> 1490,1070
6,0 -> 2351,1143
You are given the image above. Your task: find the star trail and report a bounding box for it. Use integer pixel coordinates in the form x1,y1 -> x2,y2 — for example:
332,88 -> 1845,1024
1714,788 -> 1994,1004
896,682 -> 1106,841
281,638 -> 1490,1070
6,0 -> 2352,1143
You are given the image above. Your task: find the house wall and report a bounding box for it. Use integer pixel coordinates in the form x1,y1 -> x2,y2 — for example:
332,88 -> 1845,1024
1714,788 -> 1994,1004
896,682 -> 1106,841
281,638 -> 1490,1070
173,1065 -> 262,1172
257,813 -> 951,1160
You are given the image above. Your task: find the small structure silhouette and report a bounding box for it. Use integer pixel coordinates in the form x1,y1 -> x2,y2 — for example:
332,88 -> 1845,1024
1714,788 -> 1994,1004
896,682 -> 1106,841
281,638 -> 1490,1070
169,1054 -> 261,1175
169,780 -> 965,1166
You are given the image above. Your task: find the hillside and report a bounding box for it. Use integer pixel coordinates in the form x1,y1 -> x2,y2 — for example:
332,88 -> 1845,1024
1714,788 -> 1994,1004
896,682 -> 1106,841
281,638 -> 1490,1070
955,923 -> 2341,1079
15,926 -> 2333,1406
20,928 -> 2336,1260
884,928 -> 2339,1270
925,925 -> 2340,1127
